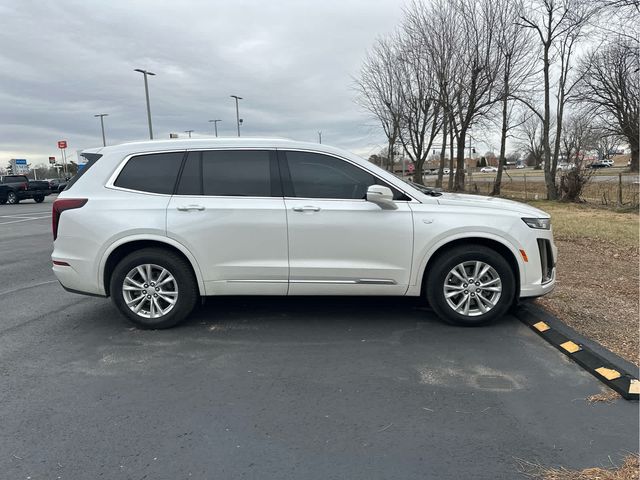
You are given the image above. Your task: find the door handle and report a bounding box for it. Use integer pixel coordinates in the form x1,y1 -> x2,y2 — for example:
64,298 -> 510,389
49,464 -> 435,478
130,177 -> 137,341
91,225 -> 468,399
292,206 -> 321,212
177,204 -> 205,211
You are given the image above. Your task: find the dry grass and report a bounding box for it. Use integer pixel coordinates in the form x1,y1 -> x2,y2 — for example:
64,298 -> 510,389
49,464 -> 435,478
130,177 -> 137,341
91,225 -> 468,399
587,389 -> 622,403
527,201 -> 639,365
520,454 -> 639,480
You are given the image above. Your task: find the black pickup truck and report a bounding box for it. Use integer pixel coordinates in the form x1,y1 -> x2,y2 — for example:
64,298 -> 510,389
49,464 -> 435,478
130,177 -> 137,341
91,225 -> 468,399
0,175 -> 51,204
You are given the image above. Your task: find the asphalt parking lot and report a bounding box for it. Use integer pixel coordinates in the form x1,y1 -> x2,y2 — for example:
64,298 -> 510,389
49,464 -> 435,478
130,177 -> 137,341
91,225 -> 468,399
1,197 -> 638,480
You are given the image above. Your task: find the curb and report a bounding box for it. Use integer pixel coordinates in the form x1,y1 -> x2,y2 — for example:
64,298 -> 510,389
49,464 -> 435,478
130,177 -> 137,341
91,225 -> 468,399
515,302 -> 639,401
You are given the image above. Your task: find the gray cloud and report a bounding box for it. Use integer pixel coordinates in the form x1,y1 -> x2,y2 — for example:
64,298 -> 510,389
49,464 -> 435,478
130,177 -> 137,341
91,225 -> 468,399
0,0 -> 405,165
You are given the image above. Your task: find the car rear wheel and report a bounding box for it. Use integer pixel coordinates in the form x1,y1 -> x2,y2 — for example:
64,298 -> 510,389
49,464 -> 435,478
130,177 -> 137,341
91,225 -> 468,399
7,191 -> 18,204
426,244 -> 515,326
34,195 -> 44,203
110,248 -> 198,329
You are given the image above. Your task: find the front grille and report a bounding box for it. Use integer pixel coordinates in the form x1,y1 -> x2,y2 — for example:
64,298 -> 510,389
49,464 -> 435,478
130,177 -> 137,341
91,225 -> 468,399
537,239 -> 554,283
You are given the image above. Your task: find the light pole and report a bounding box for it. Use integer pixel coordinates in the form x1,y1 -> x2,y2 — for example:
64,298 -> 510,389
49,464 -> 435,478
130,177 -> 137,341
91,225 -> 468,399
318,131 -> 322,144
134,68 -> 156,139
184,130 -> 194,138
208,119 -> 221,137
230,95 -> 242,137
94,113 -> 108,146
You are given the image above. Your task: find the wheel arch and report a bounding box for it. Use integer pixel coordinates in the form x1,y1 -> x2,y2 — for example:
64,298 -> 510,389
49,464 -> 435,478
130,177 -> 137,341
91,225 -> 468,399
100,236 -> 205,297
418,236 -> 522,299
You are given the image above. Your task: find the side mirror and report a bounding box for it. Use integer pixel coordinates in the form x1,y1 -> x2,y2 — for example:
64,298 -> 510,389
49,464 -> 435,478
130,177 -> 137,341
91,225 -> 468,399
366,185 -> 397,210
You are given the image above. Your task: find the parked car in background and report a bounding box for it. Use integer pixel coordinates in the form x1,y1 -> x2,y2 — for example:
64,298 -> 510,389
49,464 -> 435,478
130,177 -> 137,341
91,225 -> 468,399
601,159 -> 614,167
589,161 -> 611,169
47,178 -> 69,193
480,166 -> 498,173
0,184 -> 9,205
52,138 -> 556,329
515,164 -> 526,169
0,175 -> 51,204
557,163 -> 576,171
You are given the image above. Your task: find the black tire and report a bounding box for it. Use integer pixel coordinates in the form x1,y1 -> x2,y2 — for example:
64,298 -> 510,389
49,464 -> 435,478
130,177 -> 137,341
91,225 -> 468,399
426,244 -> 515,327
7,191 -> 19,204
0,198 -> 6,205
34,195 -> 44,203
110,248 -> 198,329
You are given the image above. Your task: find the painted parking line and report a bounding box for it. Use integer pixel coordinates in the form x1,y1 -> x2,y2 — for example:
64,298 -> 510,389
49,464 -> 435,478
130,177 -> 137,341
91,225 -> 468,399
0,215 -> 52,225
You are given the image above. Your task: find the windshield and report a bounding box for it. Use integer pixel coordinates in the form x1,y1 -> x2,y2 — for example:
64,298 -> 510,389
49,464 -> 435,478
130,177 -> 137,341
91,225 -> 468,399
398,177 -> 443,196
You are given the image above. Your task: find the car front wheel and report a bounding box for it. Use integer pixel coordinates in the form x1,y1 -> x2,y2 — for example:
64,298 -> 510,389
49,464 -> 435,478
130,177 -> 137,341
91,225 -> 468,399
7,191 -> 18,204
110,248 -> 198,329
426,245 -> 515,326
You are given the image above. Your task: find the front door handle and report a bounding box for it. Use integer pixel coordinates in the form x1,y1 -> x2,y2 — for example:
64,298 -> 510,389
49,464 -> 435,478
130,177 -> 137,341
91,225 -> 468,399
177,204 -> 205,211
292,206 -> 321,212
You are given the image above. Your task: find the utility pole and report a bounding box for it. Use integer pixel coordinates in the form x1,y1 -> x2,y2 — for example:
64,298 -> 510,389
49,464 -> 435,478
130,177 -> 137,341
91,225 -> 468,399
318,131 -> 322,144
94,113 -> 108,146
230,95 -> 242,136
184,130 -> 194,138
208,119 -> 221,137
134,69 -> 156,139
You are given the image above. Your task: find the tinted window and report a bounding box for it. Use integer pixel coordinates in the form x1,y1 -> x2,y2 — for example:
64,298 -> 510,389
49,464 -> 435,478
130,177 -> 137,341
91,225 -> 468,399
176,152 -> 202,195
114,152 -> 184,194
201,150 -> 272,197
65,152 -> 103,191
285,152 -> 374,199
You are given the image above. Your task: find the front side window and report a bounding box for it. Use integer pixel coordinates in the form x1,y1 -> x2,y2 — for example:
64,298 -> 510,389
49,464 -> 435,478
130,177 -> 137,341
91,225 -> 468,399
114,152 -> 184,194
175,150 -> 277,197
283,151 -> 408,200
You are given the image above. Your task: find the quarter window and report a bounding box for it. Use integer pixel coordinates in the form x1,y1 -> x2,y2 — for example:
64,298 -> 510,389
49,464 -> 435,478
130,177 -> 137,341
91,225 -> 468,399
114,152 -> 184,194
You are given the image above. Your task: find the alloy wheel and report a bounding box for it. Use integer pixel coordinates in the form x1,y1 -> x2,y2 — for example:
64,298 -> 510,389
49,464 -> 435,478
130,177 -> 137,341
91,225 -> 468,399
443,261 -> 502,317
122,263 -> 178,319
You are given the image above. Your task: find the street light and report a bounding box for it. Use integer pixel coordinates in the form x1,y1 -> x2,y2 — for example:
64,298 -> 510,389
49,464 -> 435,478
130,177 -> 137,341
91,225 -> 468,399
134,68 -> 156,139
318,131 -> 322,144
208,119 -> 221,137
230,95 -> 242,137
94,113 -> 108,146
184,130 -> 194,138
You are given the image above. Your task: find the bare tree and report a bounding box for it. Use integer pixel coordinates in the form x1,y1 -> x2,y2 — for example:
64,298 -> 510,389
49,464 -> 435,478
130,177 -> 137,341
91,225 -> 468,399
517,0 -> 599,199
516,112 -> 546,168
491,0 -> 536,196
448,0 -> 503,191
575,37 -> 639,171
395,27 -> 442,184
558,114 -> 596,201
354,35 -> 404,172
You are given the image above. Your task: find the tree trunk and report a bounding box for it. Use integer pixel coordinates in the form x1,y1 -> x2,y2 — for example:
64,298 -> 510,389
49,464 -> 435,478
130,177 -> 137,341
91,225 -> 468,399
454,131 -> 466,191
629,143 -> 639,173
436,116 -> 447,189
542,43 -> 558,200
492,77 -> 509,196
448,123 -> 455,191
413,162 -> 424,184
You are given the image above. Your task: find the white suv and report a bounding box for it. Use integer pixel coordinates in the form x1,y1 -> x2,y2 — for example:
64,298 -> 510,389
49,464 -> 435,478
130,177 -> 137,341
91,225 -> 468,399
52,138 -> 556,328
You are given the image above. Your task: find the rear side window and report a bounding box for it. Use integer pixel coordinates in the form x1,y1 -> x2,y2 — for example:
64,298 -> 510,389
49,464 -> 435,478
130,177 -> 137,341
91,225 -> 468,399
65,152 -> 102,191
175,150 -> 278,197
114,152 -> 184,194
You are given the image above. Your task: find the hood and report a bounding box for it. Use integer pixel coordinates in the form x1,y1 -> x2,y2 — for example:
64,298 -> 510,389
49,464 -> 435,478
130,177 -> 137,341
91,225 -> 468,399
436,192 -> 549,218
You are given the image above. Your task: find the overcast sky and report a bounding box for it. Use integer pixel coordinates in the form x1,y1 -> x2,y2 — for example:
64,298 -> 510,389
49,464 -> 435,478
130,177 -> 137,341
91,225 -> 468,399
1,0 -> 428,166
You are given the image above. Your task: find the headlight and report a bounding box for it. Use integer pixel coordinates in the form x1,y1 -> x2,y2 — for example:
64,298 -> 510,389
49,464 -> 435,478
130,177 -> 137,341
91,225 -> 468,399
522,217 -> 551,230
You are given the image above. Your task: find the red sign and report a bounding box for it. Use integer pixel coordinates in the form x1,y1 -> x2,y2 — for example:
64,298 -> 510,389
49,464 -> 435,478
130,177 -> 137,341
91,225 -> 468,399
49,156 -> 56,164
58,140 -> 67,149
408,163 -> 415,173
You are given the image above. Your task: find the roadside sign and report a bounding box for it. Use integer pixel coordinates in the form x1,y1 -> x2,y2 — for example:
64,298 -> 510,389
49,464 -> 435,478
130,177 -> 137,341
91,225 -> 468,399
10,159 -> 29,174
49,156 -> 56,164
58,140 -> 67,149
408,163 -> 415,173
14,159 -> 27,165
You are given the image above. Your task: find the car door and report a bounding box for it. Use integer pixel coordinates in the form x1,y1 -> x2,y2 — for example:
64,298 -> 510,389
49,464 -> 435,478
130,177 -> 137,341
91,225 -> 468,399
280,150 -> 415,296
166,149 -> 288,295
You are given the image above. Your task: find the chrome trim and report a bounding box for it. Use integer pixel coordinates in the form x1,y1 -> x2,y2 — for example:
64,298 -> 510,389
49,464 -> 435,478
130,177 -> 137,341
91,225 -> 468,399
291,279 -> 397,285
226,279 -> 288,283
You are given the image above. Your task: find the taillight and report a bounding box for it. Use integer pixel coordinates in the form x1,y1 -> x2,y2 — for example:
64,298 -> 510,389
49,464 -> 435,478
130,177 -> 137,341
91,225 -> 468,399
21,182 -> 28,190
52,198 -> 87,240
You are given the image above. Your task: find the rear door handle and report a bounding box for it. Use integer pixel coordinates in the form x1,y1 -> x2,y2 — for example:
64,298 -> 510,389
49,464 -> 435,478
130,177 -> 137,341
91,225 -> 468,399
177,204 -> 205,211
292,206 -> 321,212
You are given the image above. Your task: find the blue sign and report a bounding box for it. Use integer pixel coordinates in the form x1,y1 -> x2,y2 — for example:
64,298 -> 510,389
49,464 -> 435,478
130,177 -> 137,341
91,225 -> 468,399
14,159 -> 27,165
